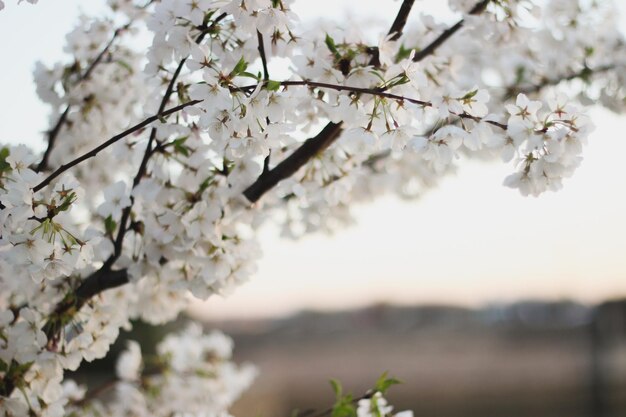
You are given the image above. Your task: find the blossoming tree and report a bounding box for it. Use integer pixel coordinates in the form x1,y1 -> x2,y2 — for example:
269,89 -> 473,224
0,0 -> 624,415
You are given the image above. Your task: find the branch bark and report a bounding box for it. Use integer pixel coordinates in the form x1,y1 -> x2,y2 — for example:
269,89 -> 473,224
32,99 -> 200,193
412,0 -> 491,62
511,64 -> 615,97
244,122 -> 342,202
388,0 -> 416,41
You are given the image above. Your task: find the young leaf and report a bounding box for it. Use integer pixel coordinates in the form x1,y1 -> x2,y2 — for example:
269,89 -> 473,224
230,56 -> 248,77
325,34 -> 341,60
105,215 -> 117,235
374,371 -> 401,394
266,80 -> 282,91
330,378 -> 342,397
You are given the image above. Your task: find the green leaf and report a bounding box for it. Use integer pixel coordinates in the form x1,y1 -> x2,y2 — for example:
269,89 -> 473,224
514,66 -> 526,85
332,401 -> 357,417
104,215 -> 117,235
116,59 -> 134,74
460,89 -> 478,101
230,56 -> 248,77
172,136 -> 190,157
395,44 -> 414,62
0,147 -> 10,173
56,192 -> 77,213
580,66 -> 593,83
325,34 -> 341,60
266,80 -> 282,91
330,378 -> 342,397
330,379 -> 356,417
239,71 -> 261,80
374,371 -> 401,394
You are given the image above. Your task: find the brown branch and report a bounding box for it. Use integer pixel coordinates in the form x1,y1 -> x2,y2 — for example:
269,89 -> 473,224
36,24 -> 130,173
74,268 -> 129,305
368,0 -> 416,67
257,30 -> 272,173
241,75 -> 509,202
37,106 -> 70,172
32,99 -> 201,193
108,30 -> 208,265
2,19 -> 221,401
388,0 -> 416,41
270,80 -> 431,106
511,64 -> 615,98
257,30 -> 269,81
33,71 -> 508,198
244,122 -> 343,202
412,0 -> 491,62
363,63 -> 610,174
248,79 -> 508,128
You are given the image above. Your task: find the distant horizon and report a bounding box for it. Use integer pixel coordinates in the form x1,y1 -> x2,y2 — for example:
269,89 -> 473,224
188,293 -> 626,322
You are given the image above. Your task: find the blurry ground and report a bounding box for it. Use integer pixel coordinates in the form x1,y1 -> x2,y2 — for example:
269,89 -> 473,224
214,301 -> 626,417
73,300 -> 626,417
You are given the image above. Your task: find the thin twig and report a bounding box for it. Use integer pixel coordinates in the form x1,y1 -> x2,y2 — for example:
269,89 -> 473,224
412,0 -> 491,62
257,30 -> 272,173
388,0 -> 416,41
36,24 -> 131,173
108,30 -> 208,265
511,64 -> 615,97
32,100 -> 200,193
37,106 -> 70,172
244,122 -> 342,202
257,30 -> 270,81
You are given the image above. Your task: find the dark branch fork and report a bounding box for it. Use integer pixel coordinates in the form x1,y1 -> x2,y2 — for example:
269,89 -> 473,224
411,0 -> 491,63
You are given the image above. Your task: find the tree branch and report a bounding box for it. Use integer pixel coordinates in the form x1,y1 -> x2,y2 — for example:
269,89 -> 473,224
242,1 -> 492,203
412,0 -> 491,63
73,268 -> 130,307
37,106 -> 70,172
36,24 -> 130,173
257,30 -> 270,81
388,0 -> 415,41
32,99 -> 201,193
241,0 -> 419,202
510,64 -> 615,98
107,30 -> 209,266
244,122 -> 342,202
244,80 -> 431,106
257,30 -> 272,173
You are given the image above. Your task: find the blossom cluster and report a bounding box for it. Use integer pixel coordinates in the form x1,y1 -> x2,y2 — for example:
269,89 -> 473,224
0,0 -> 625,416
63,324 -> 256,417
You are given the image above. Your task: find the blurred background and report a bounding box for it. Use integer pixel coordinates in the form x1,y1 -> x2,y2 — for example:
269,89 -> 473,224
76,300 -> 626,417
2,1 -> 626,416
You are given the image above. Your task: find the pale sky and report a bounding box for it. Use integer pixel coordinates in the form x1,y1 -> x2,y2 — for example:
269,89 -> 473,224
1,1 -> 625,320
